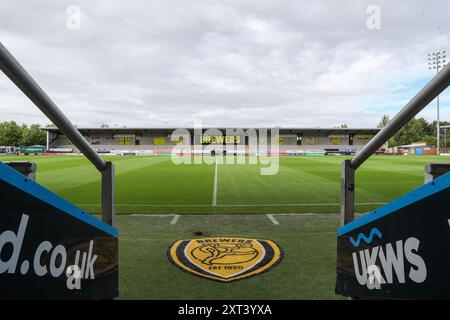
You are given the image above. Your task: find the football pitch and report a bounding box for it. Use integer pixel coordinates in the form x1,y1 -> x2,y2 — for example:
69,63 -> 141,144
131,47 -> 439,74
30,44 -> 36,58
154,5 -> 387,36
1,155 -> 442,215
1,155 -> 447,299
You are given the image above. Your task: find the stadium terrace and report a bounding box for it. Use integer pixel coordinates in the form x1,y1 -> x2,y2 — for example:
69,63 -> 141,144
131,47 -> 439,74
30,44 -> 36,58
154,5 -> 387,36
41,127 -> 381,156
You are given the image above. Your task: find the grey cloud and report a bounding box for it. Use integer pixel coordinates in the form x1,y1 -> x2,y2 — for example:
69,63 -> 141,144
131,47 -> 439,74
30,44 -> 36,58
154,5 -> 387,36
0,0 -> 448,128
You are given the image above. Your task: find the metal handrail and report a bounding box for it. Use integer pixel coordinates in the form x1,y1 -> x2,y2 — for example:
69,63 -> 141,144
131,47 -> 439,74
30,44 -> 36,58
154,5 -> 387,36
0,41 -> 115,226
341,63 -> 450,226
0,42 -> 106,171
351,63 -> 450,170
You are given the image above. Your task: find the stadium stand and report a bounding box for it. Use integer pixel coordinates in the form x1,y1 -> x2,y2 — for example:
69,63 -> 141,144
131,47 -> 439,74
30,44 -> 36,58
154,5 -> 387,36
42,127 -> 381,156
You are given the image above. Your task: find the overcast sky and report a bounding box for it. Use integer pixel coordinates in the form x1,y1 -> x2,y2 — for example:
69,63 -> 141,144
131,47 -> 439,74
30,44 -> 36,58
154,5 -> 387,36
0,0 -> 449,128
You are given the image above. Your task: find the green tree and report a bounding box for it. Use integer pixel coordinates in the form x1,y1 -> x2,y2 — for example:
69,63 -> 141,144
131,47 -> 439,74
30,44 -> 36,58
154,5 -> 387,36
21,124 -> 46,146
387,117 -> 437,147
423,135 -> 437,146
377,115 -> 390,128
393,120 -> 418,146
377,115 -> 398,146
0,121 -> 23,146
19,123 -> 28,145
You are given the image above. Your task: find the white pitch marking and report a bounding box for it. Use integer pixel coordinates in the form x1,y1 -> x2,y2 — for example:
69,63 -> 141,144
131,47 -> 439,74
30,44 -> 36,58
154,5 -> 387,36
212,160 -> 218,206
80,202 -> 386,207
127,213 -> 338,218
129,213 -> 180,225
266,214 -> 280,225
170,214 -> 180,225
275,213 -> 317,216
130,214 -> 174,217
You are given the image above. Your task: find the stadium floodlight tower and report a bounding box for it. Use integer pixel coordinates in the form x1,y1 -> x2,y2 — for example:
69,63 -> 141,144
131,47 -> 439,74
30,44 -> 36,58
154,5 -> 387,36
428,50 -> 447,155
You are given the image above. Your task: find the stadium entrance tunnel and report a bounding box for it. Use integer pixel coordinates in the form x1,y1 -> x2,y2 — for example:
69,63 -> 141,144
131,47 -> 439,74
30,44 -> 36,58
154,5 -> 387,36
0,162 -> 118,299
336,171 -> 450,299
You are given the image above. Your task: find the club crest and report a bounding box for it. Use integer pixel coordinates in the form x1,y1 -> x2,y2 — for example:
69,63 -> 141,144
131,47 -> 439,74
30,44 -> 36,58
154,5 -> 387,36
167,237 -> 282,282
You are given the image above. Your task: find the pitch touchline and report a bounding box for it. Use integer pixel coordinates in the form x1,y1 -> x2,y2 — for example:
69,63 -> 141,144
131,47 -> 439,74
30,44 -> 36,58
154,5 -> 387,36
212,160 -> 218,206
128,213 -> 329,226
79,202 -> 386,207
131,213 -> 329,216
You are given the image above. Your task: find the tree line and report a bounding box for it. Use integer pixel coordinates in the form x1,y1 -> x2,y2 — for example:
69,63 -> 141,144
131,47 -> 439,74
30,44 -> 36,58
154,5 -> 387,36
0,121 -> 47,147
378,115 -> 450,147
0,118 -> 448,148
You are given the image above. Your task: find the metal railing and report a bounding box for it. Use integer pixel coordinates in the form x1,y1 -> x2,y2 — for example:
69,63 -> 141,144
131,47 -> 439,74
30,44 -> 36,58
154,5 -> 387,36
0,41 -> 115,226
341,63 -> 450,226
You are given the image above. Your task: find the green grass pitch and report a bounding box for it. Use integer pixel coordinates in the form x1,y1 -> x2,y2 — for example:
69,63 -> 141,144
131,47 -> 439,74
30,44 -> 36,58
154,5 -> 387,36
1,155 -> 447,299
1,155 -> 443,214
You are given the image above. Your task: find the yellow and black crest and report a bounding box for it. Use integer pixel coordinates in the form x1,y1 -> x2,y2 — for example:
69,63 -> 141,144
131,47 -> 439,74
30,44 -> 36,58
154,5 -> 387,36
167,237 -> 282,282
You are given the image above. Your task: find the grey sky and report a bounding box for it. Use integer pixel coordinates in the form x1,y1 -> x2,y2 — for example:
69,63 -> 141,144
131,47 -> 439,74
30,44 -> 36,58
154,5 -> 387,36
0,0 -> 449,128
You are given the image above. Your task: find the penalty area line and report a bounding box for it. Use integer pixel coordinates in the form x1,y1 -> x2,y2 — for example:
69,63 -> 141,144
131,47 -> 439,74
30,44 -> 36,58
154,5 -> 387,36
266,213 -> 320,225
266,214 -> 280,225
129,213 -> 180,225
170,214 -> 180,225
